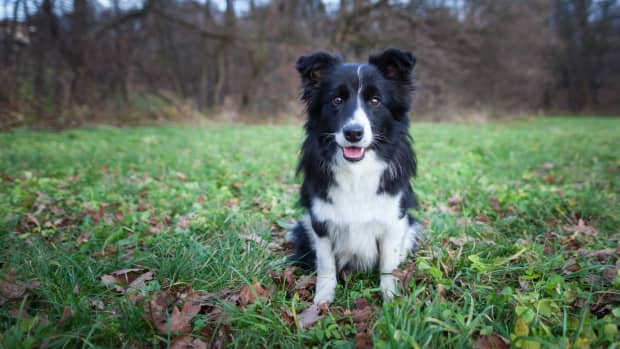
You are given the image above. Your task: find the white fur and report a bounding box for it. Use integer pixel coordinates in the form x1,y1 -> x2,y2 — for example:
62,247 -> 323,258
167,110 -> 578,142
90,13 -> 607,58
306,150 -> 418,304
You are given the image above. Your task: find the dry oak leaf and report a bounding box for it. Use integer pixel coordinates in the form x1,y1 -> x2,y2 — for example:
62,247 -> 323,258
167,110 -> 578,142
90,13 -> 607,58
238,281 -> 270,308
146,291 -> 202,335
101,268 -> 154,293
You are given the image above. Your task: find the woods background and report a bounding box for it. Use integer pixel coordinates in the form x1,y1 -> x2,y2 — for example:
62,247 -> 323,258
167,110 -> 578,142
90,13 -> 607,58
1,0 -> 619,129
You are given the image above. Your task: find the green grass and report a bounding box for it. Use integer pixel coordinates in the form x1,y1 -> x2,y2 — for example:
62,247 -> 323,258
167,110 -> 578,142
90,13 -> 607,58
1,117 -> 619,348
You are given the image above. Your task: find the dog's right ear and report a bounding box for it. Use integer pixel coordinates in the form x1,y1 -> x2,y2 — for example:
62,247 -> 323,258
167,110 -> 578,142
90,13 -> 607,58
296,52 -> 341,97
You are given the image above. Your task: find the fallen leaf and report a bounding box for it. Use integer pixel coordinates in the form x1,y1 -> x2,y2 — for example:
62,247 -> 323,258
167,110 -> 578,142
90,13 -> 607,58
166,301 -> 202,334
566,219 -> 597,237
129,271 -> 154,289
392,262 -> 417,290
350,297 -> 374,332
145,291 -> 170,333
354,331 -> 373,349
562,259 -> 581,275
297,304 -> 323,329
58,306 -> 74,326
584,248 -> 616,261
475,215 -> 491,223
170,335 -> 208,349
474,334 -> 509,349
280,307 -> 295,326
0,279 -> 26,300
101,269 -> 154,293
294,274 -> 316,301
270,267 -> 297,291
238,282 -> 270,307
76,232 -> 92,246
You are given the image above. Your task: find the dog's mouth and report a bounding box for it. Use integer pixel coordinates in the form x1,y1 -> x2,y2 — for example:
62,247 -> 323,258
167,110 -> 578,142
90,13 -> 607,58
342,146 -> 366,162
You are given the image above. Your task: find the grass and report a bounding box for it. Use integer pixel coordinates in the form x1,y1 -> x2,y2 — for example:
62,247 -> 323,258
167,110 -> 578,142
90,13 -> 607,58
0,117 -> 619,348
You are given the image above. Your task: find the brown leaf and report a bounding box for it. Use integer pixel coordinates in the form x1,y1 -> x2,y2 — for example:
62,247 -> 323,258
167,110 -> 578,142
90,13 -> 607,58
101,269 -> 154,293
297,304 -> 323,330
0,279 -> 26,300
566,219 -> 598,237
294,275 -> 316,291
58,306 -> 74,326
475,215 -> 491,223
76,232 -> 92,246
145,291 -> 170,333
473,334 -> 509,349
351,297 -> 373,332
170,335 -> 208,349
270,267 -> 297,291
166,301 -> 202,335
392,262 -> 416,290
585,248 -> 616,261
129,271 -> 154,289
354,331 -> 373,349
280,307 -> 295,327
562,259 -> 581,275
238,282 -> 270,307
73,283 -> 80,294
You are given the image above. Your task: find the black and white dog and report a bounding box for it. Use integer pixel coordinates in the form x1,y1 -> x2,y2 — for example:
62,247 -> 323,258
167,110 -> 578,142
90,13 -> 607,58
289,48 -> 420,304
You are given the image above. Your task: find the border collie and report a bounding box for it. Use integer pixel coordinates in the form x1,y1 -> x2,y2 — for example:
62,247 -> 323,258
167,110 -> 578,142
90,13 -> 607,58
289,48 -> 420,304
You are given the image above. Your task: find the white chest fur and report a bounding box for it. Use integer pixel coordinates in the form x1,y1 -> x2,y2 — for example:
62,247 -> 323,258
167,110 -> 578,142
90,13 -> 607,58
311,151 -> 403,271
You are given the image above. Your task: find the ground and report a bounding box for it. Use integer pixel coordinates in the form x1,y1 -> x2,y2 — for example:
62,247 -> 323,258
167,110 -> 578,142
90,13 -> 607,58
0,117 -> 619,348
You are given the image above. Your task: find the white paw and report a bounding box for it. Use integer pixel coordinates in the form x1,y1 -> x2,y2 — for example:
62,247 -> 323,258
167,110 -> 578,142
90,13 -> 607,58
313,277 -> 337,305
380,275 -> 398,300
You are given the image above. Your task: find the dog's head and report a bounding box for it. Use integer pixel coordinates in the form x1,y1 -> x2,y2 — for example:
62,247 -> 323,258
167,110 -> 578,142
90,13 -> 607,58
296,48 -> 416,163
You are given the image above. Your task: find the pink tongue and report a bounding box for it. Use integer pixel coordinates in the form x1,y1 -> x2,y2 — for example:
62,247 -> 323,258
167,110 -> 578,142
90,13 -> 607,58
343,147 -> 365,159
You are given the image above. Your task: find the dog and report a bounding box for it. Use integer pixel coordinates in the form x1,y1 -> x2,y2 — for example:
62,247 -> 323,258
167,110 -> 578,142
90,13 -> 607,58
289,48 -> 420,305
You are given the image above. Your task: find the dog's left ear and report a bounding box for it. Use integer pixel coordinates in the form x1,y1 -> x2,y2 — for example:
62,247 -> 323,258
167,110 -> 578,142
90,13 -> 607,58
368,48 -> 416,84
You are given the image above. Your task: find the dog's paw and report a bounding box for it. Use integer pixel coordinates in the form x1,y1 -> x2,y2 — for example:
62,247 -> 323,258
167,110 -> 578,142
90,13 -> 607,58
313,277 -> 337,305
380,274 -> 399,301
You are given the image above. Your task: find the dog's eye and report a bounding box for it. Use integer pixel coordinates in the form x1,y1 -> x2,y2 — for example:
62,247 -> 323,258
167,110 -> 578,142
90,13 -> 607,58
332,96 -> 344,106
369,96 -> 381,107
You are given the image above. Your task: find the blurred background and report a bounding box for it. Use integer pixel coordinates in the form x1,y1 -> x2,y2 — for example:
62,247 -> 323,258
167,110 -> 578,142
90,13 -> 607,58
1,0 -> 619,129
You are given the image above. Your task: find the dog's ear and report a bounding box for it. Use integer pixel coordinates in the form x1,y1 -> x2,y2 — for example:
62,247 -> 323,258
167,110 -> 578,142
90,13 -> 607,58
368,48 -> 416,84
296,52 -> 341,90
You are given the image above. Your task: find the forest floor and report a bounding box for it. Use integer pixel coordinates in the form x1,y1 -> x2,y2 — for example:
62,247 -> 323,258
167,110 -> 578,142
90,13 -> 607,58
1,117 -> 619,348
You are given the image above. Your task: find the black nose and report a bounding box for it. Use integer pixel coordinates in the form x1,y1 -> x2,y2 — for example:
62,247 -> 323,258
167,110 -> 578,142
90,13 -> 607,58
343,124 -> 364,143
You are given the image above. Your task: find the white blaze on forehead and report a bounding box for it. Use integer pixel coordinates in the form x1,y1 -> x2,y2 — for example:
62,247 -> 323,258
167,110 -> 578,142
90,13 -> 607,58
350,65 -> 372,145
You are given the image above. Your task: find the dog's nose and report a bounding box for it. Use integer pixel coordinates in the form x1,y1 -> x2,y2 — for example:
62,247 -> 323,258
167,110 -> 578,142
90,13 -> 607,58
343,124 -> 364,143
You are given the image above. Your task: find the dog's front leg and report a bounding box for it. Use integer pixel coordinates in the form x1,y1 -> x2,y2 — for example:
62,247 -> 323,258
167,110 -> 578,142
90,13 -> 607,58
313,236 -> 337,305
379,222 -> 407,300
